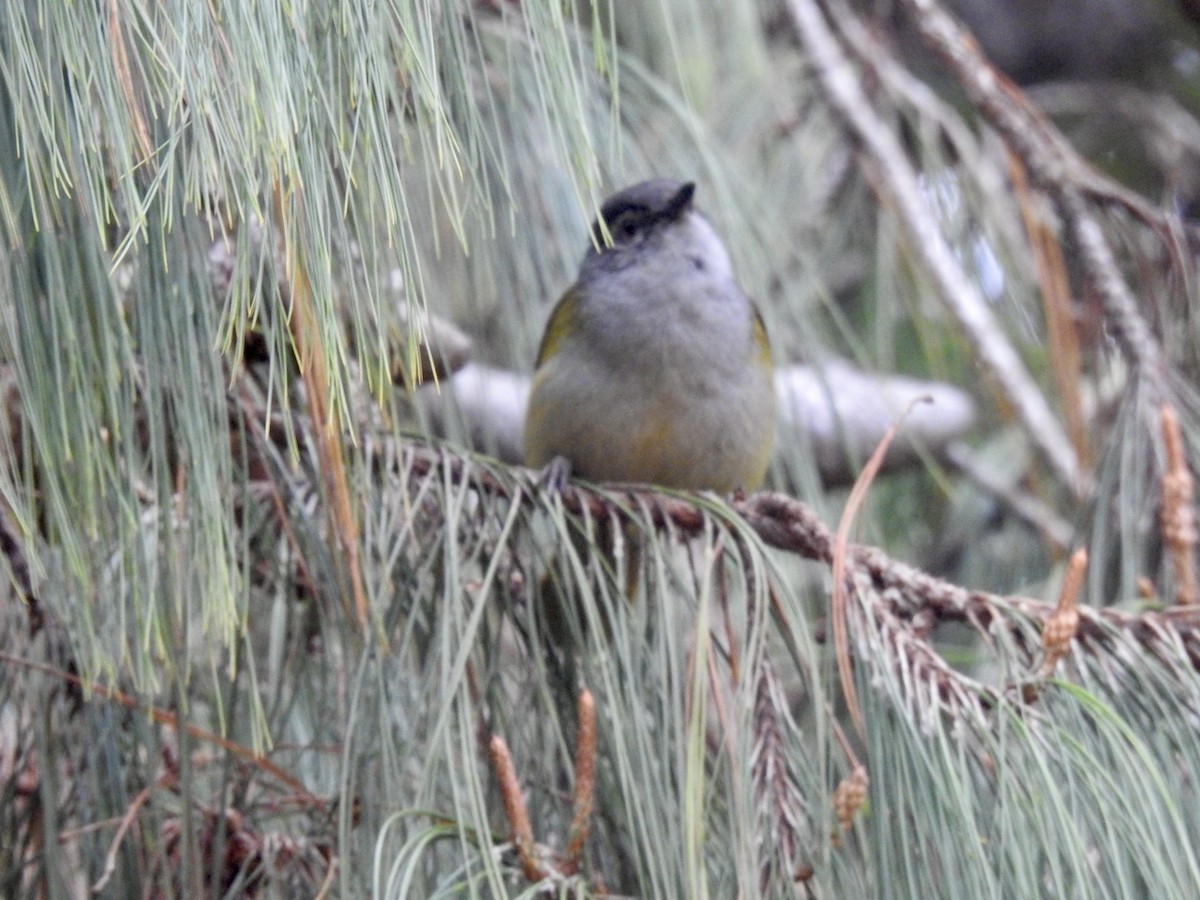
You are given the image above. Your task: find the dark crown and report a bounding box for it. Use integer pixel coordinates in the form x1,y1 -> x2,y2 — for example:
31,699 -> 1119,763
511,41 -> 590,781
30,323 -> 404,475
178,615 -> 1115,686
589,179 -> 696,248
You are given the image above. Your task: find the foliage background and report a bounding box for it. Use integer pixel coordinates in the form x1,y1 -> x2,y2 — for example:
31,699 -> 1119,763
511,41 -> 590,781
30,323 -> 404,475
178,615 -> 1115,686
3,0 -> 1200,897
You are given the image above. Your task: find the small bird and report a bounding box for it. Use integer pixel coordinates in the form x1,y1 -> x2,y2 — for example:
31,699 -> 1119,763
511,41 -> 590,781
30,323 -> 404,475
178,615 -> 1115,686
523,179 -> 776,492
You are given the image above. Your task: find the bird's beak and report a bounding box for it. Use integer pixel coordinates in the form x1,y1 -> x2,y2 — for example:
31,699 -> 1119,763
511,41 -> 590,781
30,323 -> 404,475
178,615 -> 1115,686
665,181 -> 696,220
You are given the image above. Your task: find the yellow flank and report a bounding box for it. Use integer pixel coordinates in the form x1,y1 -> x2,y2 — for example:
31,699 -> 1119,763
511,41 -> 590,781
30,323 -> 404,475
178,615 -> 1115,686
534,288 -> 579,367
751,306 -> 772,368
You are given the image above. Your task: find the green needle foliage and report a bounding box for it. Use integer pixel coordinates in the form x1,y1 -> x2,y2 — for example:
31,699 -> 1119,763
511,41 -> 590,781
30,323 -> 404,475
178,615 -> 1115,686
4,0 -> 1200,897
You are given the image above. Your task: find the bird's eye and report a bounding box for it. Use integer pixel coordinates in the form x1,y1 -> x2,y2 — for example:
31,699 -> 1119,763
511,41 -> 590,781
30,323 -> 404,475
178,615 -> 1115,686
591,202 -> 650,249
592,211 -> 636,247
608,211 -> 638,241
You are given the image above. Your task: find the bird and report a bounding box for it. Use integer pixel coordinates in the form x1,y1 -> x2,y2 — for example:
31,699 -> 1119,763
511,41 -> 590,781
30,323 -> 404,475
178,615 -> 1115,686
523,178 -> 775,493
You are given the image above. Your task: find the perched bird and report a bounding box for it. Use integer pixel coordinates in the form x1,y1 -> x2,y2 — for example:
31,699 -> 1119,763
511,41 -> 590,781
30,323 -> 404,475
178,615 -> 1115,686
524,179 -> 775,492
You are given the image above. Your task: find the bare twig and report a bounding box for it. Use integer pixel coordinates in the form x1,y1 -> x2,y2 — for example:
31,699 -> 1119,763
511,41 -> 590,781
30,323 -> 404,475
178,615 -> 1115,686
1161,405 -> 1199,605
1009,153 -> 1091,469
832,398 -> 930,737
1041,548 -> 1086,677
272,183 -> 370,633
562,687 -> 597,875
488,734 -> 545,884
